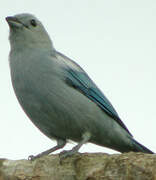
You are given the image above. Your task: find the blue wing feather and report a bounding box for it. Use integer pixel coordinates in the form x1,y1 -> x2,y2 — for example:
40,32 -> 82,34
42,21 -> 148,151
56,52 -> 132,136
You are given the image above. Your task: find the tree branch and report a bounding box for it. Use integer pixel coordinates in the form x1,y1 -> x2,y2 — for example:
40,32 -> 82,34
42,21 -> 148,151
0,152 -> 155,180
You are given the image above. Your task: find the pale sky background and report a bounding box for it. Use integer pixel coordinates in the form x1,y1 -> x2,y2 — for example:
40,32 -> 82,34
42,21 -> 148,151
0,0 -> 156,160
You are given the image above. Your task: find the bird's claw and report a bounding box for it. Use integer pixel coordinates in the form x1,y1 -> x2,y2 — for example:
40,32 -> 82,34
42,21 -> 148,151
59,150 -> 69,160
28,154 -> 41,161
59,149 -> 79,164
28,155 -> 36,161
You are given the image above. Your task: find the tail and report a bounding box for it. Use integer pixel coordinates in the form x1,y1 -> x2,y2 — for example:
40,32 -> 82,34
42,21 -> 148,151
131,139 -> 154,154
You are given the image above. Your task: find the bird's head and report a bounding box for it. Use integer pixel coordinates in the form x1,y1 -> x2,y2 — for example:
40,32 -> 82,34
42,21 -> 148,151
6,13 -> 53,50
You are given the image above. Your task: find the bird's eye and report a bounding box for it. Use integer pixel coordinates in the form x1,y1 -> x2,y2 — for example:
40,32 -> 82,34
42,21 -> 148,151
30,19 -> 37,27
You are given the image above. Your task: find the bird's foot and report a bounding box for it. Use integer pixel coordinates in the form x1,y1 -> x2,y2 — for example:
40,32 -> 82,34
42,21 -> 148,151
59,149 -> 78,162
28,155 -> 36,161
28,153 -> 44,161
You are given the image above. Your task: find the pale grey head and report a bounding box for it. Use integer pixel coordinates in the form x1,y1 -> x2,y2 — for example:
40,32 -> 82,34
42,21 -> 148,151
6,13 -> 53,50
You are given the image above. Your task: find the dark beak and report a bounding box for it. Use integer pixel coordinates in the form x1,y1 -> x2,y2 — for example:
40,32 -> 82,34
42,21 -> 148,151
6,16 -> 22,28
6,16 -> 20,23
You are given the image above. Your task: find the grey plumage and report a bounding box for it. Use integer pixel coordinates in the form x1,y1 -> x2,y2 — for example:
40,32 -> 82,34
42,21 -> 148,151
6,13 -> 153,159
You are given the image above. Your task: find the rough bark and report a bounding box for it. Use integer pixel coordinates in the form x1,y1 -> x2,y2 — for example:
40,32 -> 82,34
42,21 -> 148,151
0,152 -> 156,180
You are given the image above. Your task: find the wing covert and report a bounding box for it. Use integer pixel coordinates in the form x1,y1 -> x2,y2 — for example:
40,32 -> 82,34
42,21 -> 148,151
56,52 -> 132,136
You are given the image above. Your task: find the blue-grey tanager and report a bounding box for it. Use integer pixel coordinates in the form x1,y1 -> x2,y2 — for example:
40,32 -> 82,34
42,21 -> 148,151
6,13 -> 154,159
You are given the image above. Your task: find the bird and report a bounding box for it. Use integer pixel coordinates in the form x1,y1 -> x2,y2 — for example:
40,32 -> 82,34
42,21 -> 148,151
6,13 -> 154,160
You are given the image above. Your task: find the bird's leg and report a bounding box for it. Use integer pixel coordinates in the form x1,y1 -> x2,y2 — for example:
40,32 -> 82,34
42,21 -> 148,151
28,139 -> 66,160
60,132 -> 91,160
